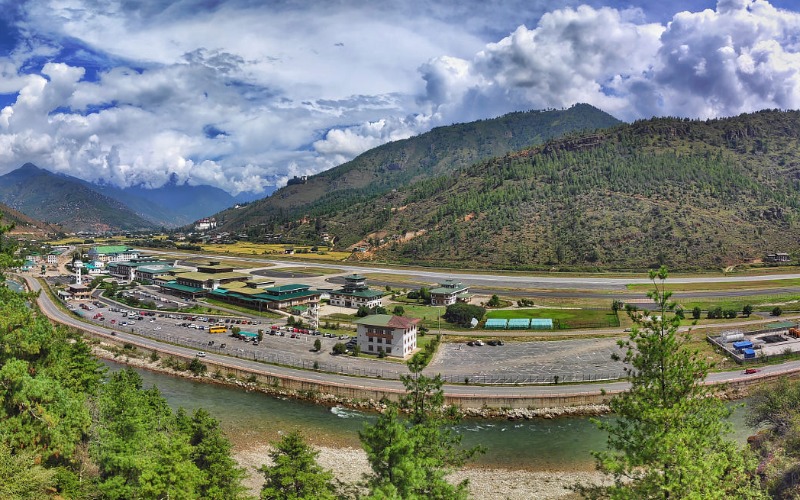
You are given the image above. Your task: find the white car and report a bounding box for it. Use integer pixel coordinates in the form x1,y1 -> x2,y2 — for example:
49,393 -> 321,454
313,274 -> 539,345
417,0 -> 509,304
196,351 -> 206,357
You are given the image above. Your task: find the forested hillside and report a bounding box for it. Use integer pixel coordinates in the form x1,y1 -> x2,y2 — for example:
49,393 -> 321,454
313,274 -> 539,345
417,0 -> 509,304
0,200 -> 61,237
297,109 -> 800,271
0,164 -> 156,232
215,104 -> 622,235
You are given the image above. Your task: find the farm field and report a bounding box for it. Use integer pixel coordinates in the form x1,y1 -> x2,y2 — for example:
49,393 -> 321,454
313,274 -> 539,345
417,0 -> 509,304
199,242 -> 351,261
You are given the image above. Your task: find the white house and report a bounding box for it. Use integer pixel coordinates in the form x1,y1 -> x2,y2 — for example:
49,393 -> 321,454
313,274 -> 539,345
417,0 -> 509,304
354,314 -> 419,358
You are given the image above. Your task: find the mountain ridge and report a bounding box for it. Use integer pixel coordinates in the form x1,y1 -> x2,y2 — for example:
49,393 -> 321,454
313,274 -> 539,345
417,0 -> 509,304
214,104 -> 623,234
272,108 -> 800,271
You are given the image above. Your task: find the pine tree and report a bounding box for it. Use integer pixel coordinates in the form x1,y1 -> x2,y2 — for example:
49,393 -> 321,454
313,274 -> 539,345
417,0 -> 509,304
581,266 -> 764,499
259,430 -> 335,500
360,363 -> 483,499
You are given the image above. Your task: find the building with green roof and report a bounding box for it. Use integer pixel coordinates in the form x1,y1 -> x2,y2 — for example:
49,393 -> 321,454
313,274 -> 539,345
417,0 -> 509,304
354,314 -> 419,358
429,280 -> 471,306
329,274 -> 383,309
208,282 -> 320,312
88,245 -> 140,263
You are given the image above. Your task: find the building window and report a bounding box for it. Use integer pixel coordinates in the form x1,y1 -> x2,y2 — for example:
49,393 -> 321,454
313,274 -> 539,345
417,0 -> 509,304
368,345 -> 373,351
386,348 -> 392,354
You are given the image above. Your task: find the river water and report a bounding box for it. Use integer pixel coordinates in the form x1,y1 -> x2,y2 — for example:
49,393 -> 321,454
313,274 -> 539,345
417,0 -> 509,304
101,359 -> 755,471
7,279 -> 23,292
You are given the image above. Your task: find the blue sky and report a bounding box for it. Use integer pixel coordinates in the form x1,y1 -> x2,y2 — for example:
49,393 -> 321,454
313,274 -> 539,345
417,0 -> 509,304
0,0 -> 799,194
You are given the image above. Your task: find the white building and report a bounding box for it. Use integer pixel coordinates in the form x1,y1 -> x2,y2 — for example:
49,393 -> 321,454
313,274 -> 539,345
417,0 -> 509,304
329,274 -> 384,309
354,314 -> 419,358
428,279 -> 471,306
195,218 -> 218,231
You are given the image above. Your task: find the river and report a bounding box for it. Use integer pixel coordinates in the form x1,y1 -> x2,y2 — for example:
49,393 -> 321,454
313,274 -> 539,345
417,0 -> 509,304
7,279 -> 23,292
101,359 -> 756,471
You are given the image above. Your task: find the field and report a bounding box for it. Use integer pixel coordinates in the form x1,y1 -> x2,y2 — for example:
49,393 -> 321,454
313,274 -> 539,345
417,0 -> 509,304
627,278 -> 800,293
485,308 -> 620,329
198,242 -> 351,261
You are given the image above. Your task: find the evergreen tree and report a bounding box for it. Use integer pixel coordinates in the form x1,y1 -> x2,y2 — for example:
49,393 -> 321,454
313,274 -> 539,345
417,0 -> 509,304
0,214 -> 21,281
581,267 -> 764,499
259,430 -> 335,500
360,363 -> 483,499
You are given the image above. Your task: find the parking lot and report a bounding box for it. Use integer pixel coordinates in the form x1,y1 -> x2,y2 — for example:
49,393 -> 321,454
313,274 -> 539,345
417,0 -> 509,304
67,288 -> 631,384
427,337 -> 626,384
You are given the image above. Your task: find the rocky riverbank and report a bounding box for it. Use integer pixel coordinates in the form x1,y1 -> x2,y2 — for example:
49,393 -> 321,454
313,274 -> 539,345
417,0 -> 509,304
235,444 -> 608,500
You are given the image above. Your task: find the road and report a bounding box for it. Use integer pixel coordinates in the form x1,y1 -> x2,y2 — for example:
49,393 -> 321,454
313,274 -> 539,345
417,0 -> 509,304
20,274 -> 800,401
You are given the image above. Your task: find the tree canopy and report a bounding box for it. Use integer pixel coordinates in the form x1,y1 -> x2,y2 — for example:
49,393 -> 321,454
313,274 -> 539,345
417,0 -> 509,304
582,267 -> 764,499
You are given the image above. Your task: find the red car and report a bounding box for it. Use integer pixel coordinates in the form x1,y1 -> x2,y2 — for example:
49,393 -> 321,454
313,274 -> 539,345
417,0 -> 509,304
744,368 -> 760,375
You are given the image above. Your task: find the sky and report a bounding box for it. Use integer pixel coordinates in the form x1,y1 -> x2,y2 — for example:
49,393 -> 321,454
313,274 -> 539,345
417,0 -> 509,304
0,0 -> 799,195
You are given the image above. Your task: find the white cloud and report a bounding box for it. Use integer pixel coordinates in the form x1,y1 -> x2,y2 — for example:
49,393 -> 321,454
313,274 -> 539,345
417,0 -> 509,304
420,0 -> 800,121
0,0 -> 799,195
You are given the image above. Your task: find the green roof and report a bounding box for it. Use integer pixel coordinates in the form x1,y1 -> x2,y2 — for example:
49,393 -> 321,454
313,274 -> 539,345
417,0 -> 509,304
354,314 -> 420,329
332,289 -> 383,298
160,282 -> 205,293
91,245 -> 132,254
178,271 -> 250,281
429,285 -> 468,295
264,284 -> 311,293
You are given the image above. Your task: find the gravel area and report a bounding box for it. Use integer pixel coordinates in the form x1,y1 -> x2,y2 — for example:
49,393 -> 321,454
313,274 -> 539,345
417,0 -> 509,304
235,444 -> 606,499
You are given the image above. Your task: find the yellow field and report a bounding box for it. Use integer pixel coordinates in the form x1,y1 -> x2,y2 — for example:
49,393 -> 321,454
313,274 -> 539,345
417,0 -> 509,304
199,242 -> 351,261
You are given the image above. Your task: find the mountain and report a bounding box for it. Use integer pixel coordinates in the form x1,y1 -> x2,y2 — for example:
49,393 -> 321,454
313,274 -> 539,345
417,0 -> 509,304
0,164 -> 156,232
276,109 -> 800,271
91,176 -> 274,227
0,200 -> 61,237
214,104 -> 623,234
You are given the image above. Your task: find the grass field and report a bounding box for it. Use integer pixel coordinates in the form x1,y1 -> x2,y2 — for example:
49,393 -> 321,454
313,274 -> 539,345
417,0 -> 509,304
267,267 -> 343,276
676,293 -> 800,313
627,278 -> 800,292
485,308 -> 620,329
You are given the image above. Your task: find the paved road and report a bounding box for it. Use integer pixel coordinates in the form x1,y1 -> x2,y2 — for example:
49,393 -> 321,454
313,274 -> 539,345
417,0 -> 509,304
19,274 -> 800,400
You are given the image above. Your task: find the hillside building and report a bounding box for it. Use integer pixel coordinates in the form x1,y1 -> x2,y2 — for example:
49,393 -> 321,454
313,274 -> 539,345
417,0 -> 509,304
194,217 -> 217,231
355,314 -> 419,358
429,279 -> 472,306
329,274 -> 384,309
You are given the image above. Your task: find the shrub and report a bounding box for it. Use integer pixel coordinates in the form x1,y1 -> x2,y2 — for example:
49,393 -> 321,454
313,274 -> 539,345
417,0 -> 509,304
443,303 -> 486,327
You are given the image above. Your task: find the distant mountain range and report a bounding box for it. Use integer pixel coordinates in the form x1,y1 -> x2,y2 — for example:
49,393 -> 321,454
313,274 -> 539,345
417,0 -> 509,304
214,103 -> 623,234
0,164 -> 271,232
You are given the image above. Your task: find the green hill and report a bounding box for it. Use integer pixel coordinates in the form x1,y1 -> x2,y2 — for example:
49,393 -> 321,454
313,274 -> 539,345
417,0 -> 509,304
215,104 -> 622,234
282,109 -> 800,271
0,164 -> 156,232
0,201 -> 61,238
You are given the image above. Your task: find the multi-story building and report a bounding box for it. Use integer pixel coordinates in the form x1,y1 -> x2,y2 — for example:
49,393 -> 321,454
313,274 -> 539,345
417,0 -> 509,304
428,279 -> 472,306
355,314 -> 418,358
329,274 -> 383,309
88,245 -> 140,263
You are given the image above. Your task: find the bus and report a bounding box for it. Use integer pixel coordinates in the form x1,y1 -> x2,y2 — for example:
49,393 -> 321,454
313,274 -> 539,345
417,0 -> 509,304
208,325 -> 227,334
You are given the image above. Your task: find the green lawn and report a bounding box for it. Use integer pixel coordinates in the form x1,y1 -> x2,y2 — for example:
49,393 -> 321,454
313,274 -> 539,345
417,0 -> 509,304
485,308 -> 620,329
